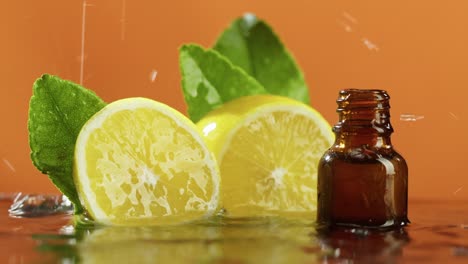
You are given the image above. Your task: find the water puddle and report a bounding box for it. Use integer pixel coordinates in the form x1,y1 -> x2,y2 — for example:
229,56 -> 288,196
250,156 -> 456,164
1,195 -> 468,263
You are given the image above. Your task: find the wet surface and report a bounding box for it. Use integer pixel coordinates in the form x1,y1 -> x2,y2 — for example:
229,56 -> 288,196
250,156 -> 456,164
0,196 -> 467,263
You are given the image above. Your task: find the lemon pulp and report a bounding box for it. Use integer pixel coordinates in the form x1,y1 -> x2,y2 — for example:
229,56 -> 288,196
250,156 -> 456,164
197,95 -> 333,217
74,98 -> 219,225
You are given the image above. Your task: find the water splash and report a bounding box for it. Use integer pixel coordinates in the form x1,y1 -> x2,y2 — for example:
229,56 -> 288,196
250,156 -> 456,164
400,114 -> 425,122
60,225 -> 76,235
2,200 -> 468,263
8,193 -> 73,217
149,69 -> 158,82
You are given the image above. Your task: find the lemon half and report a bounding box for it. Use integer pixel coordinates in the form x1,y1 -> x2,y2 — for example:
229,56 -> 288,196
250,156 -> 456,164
74,98 -> 220,225
197,95 -> 333,218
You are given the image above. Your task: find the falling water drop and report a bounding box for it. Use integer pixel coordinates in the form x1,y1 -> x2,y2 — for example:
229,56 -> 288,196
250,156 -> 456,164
400,114 -> 425,122
453,186 -> 463,195
362,38 -> 380,52
3,158 -> 16,172
149,70 -> 158,82
337,20 -> 353,32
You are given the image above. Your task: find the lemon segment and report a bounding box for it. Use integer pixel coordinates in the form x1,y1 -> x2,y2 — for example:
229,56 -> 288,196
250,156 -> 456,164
74,98 -> 220,226
197,95 -> 333,218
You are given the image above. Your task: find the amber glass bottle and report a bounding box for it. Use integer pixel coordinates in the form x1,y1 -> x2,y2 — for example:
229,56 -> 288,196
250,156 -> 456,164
317,89 -> 408,228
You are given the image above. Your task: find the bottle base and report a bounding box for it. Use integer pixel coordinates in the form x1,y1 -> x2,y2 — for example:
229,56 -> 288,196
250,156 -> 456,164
319,217 -> 410,230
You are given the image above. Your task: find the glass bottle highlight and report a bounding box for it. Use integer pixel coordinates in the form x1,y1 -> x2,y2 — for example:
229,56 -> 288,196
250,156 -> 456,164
317,89 -> 409,228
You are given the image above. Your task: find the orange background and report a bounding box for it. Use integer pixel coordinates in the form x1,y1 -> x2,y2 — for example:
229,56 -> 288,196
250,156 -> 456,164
1,0 -> 467,200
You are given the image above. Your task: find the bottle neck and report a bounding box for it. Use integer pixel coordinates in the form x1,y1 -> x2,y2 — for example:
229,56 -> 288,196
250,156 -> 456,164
333,89 -> 394,148
335,132 -> 392,149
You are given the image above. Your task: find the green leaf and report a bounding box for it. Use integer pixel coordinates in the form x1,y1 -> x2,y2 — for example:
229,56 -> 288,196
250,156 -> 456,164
214,14 -> 310,104
179,44 -> 267,122
28,74 -> 106,213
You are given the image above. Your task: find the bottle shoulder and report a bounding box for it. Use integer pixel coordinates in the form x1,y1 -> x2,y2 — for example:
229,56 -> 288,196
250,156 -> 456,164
320,144 -> 406,165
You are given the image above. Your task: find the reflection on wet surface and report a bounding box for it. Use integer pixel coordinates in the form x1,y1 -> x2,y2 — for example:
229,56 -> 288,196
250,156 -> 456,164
0,195 -> 467,263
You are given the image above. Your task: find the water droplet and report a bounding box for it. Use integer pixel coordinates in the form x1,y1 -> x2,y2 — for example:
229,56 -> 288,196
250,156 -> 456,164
400,114 -> 425,122
453,186 -> 463,195
337,20 -> 353,32
333,248 -> 341,257
348,228 -> 370,237
60,225 -> 75,235
149,70 -> 158,82
362,38 -> 380,51
243,13 -> 257,27
202,122 -> 216,136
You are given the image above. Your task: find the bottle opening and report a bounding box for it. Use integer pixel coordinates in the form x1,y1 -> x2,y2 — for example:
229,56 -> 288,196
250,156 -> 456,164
334,89 -> 393,134
337,89 -> 390,112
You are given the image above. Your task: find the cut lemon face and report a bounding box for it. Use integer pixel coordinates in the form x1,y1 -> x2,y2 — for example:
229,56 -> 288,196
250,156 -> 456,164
197,95 -> 333,218
74,98 -> 220,226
